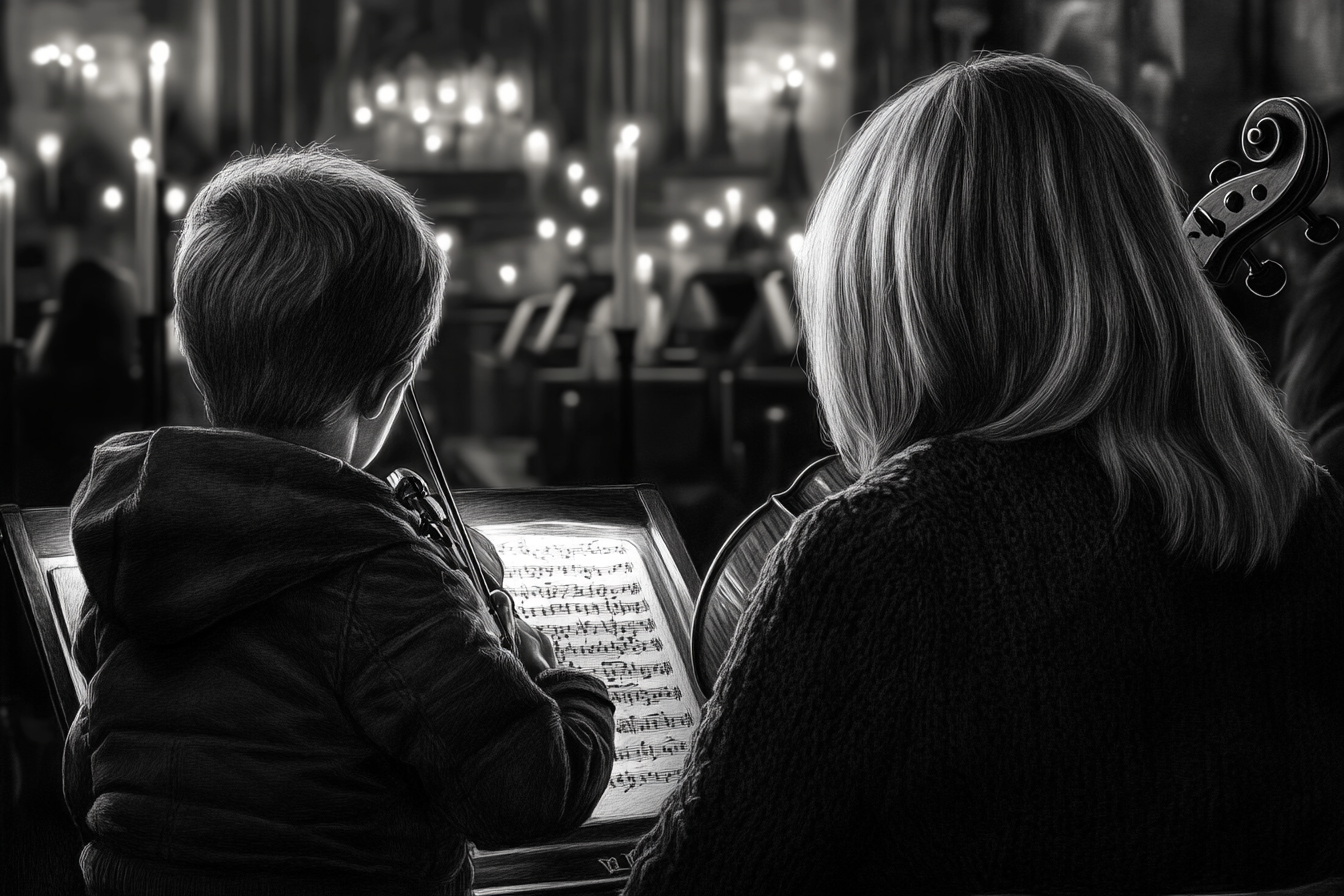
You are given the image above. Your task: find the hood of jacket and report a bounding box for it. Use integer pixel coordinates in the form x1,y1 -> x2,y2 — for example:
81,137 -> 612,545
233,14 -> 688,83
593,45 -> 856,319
71,427 -> 420,646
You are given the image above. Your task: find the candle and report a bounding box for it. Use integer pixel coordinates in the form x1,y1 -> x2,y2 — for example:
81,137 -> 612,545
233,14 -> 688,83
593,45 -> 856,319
36,133 -> 61,214
524,130 -> 550,168
612,126 -> 640,329
135,155 -> 158,315
668,220 -> 692,310
725,188 -> 742,228
149,40 -> 170,165
635,252 -> 662,363
755,205 -> 776,237
1,160 -> 14,344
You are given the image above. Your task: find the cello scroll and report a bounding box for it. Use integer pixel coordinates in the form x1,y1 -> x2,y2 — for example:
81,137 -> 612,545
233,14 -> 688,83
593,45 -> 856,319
1183,96 -> 1338,297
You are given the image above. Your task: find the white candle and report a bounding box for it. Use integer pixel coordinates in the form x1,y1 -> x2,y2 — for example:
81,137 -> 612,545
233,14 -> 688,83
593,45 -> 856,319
725,188 -> 742,228
612,126 -> 640,329
0,160 -> 14,344
668,220 -> 692,309
37,133 -> 61,214
135,157 -> 158,315
149,41 -> 170,165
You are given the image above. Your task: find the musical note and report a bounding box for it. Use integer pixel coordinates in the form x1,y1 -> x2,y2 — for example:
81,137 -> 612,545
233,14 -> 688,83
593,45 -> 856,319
495,539 -> 629,561
516,560 -> 634,579
527,598 -> 650,618
609,685 -> 683,706
616,711 -> 694,734
614,738 -> 689,762
515,582 -> 642,601
547,618 -> 657,639
608,769 -> 683,791
555,638 -> 664,662
596,660 -> 674,681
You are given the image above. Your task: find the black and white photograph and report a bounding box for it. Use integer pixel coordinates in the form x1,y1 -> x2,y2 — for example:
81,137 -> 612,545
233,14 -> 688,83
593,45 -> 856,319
1,1 -> 1342,894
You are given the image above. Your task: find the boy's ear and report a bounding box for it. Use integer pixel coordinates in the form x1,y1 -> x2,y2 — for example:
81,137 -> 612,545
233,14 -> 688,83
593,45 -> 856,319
358,361 -> 416,420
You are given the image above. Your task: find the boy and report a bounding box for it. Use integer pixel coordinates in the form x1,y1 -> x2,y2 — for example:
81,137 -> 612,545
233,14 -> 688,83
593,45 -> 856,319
63,148 -> 616,895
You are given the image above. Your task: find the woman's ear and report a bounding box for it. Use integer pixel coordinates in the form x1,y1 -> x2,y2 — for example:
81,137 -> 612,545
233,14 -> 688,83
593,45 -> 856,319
359,361 -> 416,420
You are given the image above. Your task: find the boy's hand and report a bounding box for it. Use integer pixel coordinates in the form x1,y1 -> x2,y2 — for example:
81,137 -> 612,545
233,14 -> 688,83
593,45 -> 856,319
488,590 -> 557,678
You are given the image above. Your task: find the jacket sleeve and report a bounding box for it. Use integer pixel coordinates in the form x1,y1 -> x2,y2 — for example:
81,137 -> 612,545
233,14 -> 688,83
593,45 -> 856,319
337,542 -> 615,850
623,484 -> 927,896
63,703 -> 95,843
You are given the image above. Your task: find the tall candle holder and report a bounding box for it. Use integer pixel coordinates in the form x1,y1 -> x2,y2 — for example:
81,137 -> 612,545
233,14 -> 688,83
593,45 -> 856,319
0,159 -> 15,501
612,125 -> 641,481
149,41 -> 170,165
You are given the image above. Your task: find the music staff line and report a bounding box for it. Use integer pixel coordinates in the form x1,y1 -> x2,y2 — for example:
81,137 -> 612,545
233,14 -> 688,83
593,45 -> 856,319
543,618 -> 657,639
496,541 -> 629,561
512,561 -> 635,579
522,598 -> 650,618
616,711 -> 694,735
608,769 -> 684,791
556,638 -> 664,661
609,685 -> 682,706
614,738 -> 689,762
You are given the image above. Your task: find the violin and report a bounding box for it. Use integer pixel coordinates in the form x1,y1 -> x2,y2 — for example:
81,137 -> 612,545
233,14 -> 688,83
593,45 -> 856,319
691,454 -> 853,695
690,95 -> 1339,696
390,387 -> 515,651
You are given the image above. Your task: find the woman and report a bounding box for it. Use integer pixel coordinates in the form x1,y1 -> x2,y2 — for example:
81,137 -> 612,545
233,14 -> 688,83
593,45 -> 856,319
1281,245 -> 1344,478
625,55 -> 1344,894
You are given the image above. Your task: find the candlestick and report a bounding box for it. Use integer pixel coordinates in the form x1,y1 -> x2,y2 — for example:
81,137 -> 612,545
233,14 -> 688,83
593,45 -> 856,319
1,160 -> 14,344
612,127 -> 640,330
0,159 -> 14,502
149,40 -> 170,165
135,157 -> 158,315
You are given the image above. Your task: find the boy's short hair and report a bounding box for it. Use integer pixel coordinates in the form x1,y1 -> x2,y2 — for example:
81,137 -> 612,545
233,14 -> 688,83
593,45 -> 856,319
174,146 -> 446,430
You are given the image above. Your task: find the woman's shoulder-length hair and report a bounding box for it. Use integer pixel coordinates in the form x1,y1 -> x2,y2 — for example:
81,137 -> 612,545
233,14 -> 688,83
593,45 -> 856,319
797,52 -> 1315,572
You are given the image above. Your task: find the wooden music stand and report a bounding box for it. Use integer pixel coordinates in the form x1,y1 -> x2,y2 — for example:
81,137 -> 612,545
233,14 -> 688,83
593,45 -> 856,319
1,485 -> 703,895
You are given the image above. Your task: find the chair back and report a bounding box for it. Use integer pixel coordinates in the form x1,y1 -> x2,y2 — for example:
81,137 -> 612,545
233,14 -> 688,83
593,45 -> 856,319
2,505 -> 85,733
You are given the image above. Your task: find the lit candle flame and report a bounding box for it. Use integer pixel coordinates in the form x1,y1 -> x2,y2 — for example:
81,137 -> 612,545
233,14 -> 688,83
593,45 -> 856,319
37,133 -> 62,163
102,185 -> 124,211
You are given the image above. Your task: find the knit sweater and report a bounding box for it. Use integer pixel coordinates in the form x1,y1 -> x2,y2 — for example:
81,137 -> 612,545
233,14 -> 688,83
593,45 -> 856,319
624,433 -> 1344,895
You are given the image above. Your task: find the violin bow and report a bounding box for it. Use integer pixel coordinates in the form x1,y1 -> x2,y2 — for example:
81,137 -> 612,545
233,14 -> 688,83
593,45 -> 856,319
400,387 -> 494,601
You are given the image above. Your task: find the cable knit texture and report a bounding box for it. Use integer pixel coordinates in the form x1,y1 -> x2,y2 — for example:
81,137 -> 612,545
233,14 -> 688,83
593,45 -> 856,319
624,433 -> 1344,896
64,427 -> 615,896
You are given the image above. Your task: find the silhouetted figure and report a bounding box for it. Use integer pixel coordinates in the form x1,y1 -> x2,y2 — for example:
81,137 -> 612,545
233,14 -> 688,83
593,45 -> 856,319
1281,245 -> 1344,478
16,260 -> 140,506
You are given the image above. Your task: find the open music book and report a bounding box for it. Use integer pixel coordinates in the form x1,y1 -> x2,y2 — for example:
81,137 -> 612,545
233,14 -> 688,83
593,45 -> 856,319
485,528 -> 700,822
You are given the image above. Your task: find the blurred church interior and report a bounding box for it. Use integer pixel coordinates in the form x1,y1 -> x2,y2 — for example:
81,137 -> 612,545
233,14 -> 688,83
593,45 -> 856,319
1,0 -> 1343,889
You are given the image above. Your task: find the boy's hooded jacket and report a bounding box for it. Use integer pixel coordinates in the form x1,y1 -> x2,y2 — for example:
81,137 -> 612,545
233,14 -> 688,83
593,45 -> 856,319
64,427 -> 615,896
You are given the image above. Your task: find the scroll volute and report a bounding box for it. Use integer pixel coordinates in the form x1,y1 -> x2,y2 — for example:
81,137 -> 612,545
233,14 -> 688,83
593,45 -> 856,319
1184,96 -> 1338,297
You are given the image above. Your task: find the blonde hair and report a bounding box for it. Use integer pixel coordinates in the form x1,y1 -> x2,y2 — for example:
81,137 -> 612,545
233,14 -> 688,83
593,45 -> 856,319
798,54 -> 1314,571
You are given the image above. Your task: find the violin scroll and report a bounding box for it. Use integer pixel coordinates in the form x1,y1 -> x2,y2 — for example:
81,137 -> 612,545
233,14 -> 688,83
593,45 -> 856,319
1184,96 -> 1338,298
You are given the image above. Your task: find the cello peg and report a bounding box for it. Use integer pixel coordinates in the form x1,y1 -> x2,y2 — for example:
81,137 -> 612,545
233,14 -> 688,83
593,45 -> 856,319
1298,208 -> 1340,246
1243,250 -> 1287,298
1209,159 -> 1242,187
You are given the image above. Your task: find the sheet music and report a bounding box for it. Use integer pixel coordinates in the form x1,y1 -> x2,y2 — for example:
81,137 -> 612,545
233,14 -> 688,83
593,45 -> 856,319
481,530 -> 701,820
